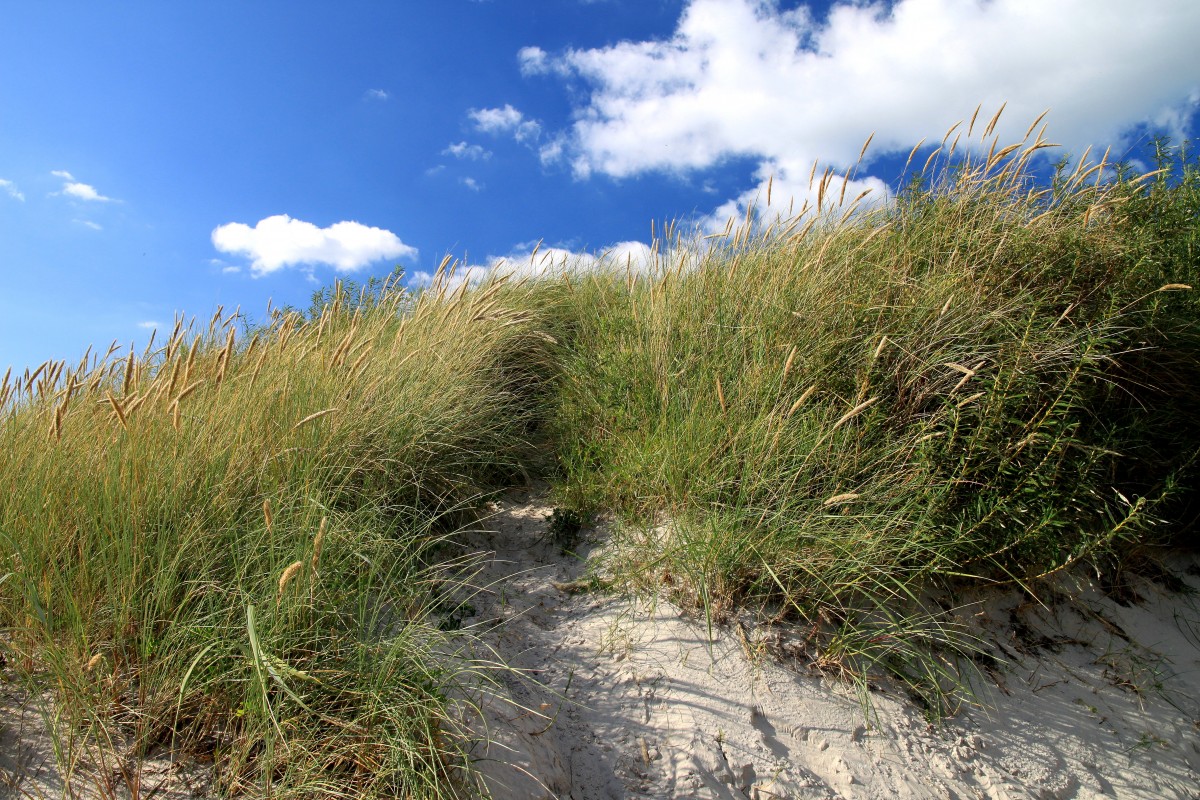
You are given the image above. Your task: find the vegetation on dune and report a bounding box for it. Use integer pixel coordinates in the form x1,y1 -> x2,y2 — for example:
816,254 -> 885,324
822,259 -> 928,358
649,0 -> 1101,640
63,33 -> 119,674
0,114 -> 1197,794
547,131 -> 1199,700
0,274 -> 559,797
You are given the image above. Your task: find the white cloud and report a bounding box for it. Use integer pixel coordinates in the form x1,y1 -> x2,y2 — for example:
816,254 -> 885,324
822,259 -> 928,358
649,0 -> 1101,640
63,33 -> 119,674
470,104 -> 542,143
518,46 -> 555,76
365,88 -> 389,101
408,264 -> 492,292
538,136 -> 567,166
74,219 -> 103,230
138,320 -> 162,331
63,182 -> 112,201
0,179 -> 23,202
209,258 -> 242,274
515,0 -> 1200,236
442,141 -> 492,160
470,104 -> 522,131
52,171 -> 115,202
408,239 -> 660,293
211,214 -> 417,277
460,177 -> 483,191
697,156 -> 890,235
597,240 -> 658,273
498,245 -> 603,279
545,0 -> 1200,181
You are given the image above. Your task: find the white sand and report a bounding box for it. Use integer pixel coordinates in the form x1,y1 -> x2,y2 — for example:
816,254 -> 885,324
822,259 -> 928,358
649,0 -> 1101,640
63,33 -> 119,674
0,690 -> 210,798
459,489 -> 1200,799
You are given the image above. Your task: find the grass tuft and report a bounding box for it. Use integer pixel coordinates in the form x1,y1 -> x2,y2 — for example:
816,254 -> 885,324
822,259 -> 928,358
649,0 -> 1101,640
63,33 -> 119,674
546,129 -> 1200,702
0,270 -> 559,797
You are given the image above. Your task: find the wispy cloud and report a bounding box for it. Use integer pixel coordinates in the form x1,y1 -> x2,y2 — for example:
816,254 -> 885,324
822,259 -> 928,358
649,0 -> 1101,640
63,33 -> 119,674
0,179 -> 24,202
52,170 -> 115,202
517,46 -> 566,77
469,104 -> 541,143
137,320 -> 162,331
364,88 -> 389,101
62,183 -> 113,202
74,219 -> 103,230
211,214 -> 417,277
460,177 -> 483,191
538,135 -> 567,166
442,141 -> 492,160
209,258 -> 242,274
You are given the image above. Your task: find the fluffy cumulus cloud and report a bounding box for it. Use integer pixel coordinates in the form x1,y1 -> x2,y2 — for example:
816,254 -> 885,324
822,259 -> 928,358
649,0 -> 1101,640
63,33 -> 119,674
525,0 -> 1200,226
470,104 -> 542,143
701,156 -> 889,233
0,179 -> 23,202
551,0 -> 1200,177
211,215 -> 417,277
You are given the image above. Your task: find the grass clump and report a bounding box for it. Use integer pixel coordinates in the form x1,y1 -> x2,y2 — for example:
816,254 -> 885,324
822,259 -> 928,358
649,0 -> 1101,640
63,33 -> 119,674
0,272 -> 557,797
547,122 -> 1199,696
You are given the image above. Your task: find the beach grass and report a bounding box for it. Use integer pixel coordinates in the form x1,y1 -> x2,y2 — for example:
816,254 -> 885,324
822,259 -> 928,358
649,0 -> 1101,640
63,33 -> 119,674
1,115 -> 1197,794
0,274 -> 558,797
545,128 -> 1199,702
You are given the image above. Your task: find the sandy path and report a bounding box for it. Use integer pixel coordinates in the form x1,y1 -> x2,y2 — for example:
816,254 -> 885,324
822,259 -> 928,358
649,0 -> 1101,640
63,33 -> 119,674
459,488 -> 1200,800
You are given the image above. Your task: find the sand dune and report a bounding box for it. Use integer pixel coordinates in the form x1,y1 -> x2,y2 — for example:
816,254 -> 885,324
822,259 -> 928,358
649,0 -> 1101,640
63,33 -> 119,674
462,489 -> 1200,799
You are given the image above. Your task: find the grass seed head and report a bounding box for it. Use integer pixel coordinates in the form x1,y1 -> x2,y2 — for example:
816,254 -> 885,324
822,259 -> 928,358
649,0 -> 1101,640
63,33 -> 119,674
292,407 -> 339,432
312,516 -> 327,572
277,560 -> 304,602
782,345 -> 798,381
106,392 -> 128,430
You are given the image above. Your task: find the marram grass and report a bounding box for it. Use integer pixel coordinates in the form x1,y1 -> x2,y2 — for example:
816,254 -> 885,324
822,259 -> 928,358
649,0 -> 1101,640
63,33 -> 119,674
546,124 -> 1198,703
1,115 -> 1198,794
0,273 -> 558,797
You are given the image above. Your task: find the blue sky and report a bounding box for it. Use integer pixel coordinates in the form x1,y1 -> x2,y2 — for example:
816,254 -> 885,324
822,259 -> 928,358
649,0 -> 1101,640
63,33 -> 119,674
2,0 -> 1198,374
